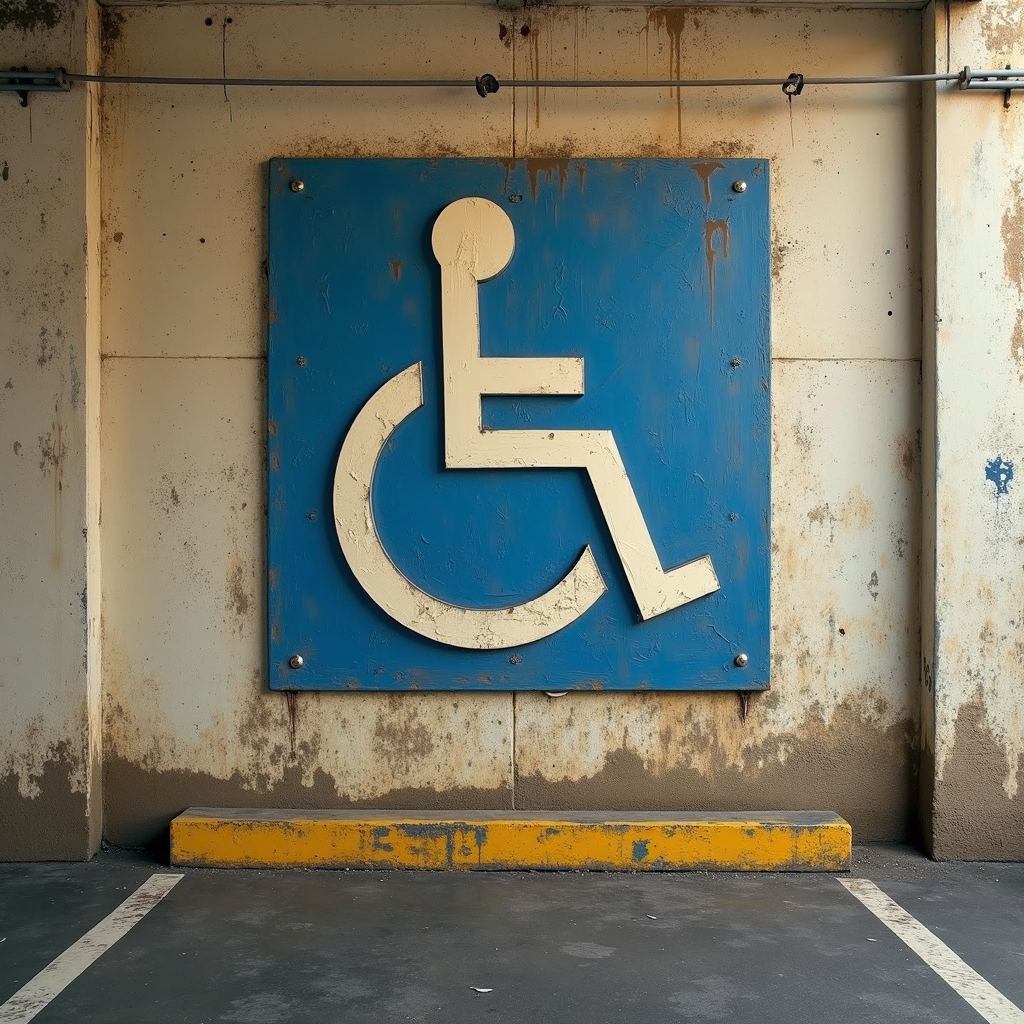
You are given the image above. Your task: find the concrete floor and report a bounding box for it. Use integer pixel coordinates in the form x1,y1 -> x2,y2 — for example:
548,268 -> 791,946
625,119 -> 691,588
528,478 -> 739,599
1,845 -> 1022,1023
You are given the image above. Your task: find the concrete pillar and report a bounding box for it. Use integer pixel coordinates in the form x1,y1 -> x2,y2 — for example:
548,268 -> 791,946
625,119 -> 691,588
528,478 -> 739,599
922,0 -> 1024,858
0,0 -> 102,859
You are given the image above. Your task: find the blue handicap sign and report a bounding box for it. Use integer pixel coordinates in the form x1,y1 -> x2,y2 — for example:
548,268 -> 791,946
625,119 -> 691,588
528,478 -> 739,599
268,158 -> 770,691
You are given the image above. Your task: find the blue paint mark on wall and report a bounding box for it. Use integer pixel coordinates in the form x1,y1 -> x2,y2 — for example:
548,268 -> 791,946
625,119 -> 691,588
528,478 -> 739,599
268,158 -> 771,691
986,456 -> 1014,496
632,839 -> 650,861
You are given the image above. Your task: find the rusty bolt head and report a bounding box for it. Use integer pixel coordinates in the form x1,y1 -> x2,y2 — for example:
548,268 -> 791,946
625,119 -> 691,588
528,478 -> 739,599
296,356 -> 307,367
734,653 -> 749,668
731,357 -> 742,367
290,179 -> 305,193
732,180 -> 747,194
288,654 -> 304,669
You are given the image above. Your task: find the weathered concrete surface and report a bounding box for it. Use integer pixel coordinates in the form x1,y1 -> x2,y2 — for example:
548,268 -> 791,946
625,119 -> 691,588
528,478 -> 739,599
0,0 -> 102,860
92,5 -> 925,847
101,358 -> 514,846
517,359 -> 921,840
921,0 -> 1024,859
97,5 -> 923,847
513,6 -> 921,363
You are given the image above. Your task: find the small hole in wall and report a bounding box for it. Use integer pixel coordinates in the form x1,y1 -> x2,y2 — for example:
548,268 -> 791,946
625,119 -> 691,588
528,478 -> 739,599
200,238 -> 206,243
205,16 -> 213,25
226,16 -> 233,23
887,310 -> 892,316
521,23 -> 530,36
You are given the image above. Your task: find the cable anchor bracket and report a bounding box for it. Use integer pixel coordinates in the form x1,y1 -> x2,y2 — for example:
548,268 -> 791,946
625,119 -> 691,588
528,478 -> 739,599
782,72 -> 804,97
1,68 -> 69,105
475,73 -> 500,98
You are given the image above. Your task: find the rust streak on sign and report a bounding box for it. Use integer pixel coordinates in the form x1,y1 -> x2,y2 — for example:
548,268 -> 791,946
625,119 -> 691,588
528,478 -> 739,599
691,161 -> 724,204
703,218 -> 729,323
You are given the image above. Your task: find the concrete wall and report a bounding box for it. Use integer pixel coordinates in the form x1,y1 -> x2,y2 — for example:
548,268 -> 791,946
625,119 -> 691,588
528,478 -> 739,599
0,0 -> 102,859
13,0 -> 1022,861
920,0 -> 1024,859
98,3 -> 923,846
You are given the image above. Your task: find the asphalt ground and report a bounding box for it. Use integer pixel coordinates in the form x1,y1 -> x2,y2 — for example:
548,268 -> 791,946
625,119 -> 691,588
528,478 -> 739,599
1,845 -> 1022,1023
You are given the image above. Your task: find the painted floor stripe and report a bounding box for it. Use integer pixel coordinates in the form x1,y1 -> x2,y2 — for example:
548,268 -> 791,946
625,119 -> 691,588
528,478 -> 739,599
839,878 -> 1024,1024
0,873 -> 183,1024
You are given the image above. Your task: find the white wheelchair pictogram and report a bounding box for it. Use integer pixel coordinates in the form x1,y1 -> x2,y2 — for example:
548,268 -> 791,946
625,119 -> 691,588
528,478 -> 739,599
334,197 -> 720,650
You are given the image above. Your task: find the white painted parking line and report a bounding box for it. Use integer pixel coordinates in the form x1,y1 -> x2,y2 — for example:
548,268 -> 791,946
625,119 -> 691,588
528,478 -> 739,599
0,873 -> 183,1024
840,877 -> 1024,1024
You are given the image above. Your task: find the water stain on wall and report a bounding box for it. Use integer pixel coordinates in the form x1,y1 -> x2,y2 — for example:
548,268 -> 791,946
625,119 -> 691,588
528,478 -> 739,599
516,701 -> 916,842
931,698 -> 1024,860
0,745 -> 90,860
103,759 -> 513,848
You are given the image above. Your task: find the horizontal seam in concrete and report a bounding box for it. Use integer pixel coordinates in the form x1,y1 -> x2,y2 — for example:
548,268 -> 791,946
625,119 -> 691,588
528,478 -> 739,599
100,353 -> 266,360
771,356 -> 922,363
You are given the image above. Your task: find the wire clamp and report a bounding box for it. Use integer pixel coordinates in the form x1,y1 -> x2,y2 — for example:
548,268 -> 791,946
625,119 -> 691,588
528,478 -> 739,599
782,72 -> 804,97
475,73 -> 500,98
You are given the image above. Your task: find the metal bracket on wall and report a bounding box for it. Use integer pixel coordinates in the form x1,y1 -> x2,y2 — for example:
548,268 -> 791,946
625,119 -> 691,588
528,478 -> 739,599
1,69 -> 69,106
959,66 -> 1024,108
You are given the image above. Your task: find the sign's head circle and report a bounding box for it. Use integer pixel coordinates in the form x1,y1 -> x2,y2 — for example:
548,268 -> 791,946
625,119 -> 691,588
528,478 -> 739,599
431,197 -> 515,281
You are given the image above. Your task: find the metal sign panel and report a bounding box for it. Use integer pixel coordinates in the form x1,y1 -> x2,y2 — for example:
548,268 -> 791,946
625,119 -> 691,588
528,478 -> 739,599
268,158 -> 770,691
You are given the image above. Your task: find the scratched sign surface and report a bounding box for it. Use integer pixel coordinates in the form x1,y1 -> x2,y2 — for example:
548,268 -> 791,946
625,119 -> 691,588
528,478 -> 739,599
268,158 -> 770,691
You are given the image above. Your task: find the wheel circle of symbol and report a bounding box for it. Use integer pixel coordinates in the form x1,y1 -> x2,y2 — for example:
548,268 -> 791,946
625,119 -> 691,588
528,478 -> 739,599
332,361 -> 608,651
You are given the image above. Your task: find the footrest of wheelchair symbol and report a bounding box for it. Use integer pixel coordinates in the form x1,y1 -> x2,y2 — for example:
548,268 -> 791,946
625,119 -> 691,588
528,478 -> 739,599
170,808 -> 851,872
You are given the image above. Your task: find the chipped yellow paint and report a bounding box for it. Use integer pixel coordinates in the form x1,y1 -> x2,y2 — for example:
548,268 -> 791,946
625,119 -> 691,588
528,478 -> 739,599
170,809 -> 851,872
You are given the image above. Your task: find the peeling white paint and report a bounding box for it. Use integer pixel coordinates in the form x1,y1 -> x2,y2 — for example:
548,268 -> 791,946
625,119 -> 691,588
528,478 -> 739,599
925,1 -> 1024,801
0,0 -> 102,849
334,360 -> 607,648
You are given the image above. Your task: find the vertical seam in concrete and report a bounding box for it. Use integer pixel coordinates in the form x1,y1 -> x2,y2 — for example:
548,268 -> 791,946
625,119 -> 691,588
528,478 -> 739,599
511,692 -> 517,810
511,13 -> 517,161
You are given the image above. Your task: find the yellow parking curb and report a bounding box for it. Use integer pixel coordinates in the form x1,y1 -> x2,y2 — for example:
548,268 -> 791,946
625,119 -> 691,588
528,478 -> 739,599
170,809 -> 851,871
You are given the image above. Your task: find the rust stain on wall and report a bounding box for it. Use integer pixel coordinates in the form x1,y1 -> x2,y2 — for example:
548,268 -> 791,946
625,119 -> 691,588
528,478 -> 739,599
645,8 -> 689,149
1011,309 -> 1024,380
1001,175 -> 1024,292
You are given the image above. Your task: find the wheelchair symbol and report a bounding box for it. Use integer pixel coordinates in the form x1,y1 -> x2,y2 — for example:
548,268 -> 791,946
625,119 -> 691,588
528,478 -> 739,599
334,197 -> 720,650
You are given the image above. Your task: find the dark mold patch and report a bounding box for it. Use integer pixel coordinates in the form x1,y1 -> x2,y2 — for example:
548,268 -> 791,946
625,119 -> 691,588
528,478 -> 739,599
100,5 -> 125,60
0,745 -> 92,861
0,0 -> 62,32
930,699 -> 1024,860
516,702 -> 918,842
